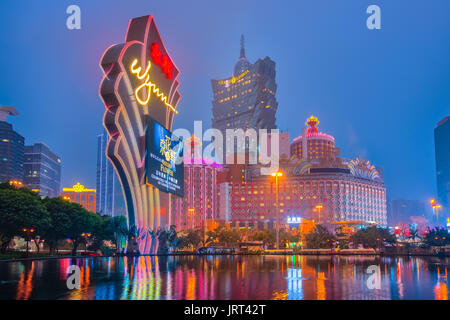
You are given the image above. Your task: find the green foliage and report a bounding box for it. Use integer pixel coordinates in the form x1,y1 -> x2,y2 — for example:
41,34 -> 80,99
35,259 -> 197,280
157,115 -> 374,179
0,188 -> 50,252
208,227 -> 241,247
423,227 -> 450,247
305,224 -> 336,249
350,226 -> 396,249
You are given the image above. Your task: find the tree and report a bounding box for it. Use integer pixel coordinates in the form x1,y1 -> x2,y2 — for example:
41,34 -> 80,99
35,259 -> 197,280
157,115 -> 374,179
423,227 -> 450,247
41,197 -> 74,254
208,227 -> 241,247
63,203 -> 98,255
304,225 -> 336,249
185,229 -> 203,251
251,229 -> 276,248
0,188 -> 50,253
350,226 -> 396,249
108,215 -> 128,253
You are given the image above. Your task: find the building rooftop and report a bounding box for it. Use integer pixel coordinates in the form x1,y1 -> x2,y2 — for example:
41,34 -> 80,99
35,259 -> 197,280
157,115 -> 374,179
0,106 -> 19,122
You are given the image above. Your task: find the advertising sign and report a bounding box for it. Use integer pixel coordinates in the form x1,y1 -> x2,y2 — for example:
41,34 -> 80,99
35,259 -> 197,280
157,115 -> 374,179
146,117 -> 184,197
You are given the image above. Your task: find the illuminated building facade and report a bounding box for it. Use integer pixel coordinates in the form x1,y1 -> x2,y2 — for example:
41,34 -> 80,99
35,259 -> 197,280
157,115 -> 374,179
23,143 -> 61,197
434,116 -> 450,208
171,136 -> 221,230
211,35 -> 278,138
61,182 -> 96,212
291,116 -> 339,163
0,106 -> 24,183
96,130 -> 126,217
227,158 -> 387,228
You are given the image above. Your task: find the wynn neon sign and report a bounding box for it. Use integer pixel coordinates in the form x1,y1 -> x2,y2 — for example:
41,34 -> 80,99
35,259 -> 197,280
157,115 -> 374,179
130,58 -> 177,113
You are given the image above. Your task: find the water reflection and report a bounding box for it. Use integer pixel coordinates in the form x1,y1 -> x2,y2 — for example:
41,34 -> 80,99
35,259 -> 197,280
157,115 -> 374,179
0,255 -> 448,300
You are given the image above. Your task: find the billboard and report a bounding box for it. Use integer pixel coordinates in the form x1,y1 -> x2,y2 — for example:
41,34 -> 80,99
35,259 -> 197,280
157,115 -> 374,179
146,117 -> 184,197
99,15 -> 181,253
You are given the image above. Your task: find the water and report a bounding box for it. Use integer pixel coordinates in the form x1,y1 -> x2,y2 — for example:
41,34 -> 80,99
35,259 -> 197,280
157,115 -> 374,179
0,255 -> 448,300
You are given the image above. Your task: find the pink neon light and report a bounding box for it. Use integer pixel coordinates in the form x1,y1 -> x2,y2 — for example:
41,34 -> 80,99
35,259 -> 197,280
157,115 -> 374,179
292,132 -> 335,143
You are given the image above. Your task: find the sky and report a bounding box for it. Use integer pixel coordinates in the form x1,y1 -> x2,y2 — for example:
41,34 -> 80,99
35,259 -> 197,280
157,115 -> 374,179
0,0 -> 449,204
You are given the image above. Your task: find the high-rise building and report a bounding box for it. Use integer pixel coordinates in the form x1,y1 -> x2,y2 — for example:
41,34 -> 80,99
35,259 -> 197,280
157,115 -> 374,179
434,116 -> 450,208
0,106 -> 24,183
61,182 -> 96,212
171,135 -> 222,230
96,130 -> 126,217
23,143 -> 61,197
291,116 -> 339,163
211,35 -> 278,152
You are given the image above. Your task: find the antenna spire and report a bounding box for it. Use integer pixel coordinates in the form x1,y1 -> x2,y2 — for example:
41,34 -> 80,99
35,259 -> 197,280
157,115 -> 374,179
240,34 -> 246,59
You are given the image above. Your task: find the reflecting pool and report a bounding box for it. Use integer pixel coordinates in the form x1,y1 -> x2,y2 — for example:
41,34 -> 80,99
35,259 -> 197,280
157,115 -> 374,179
0,255 -> 448,300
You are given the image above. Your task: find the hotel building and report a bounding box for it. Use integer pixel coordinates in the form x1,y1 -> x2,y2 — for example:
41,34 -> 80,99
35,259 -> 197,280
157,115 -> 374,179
211,35 -> 278,157
0,106 -> 24,183
171,136 -> 222,230
23,143 -> 61,197
290,116 -> 339,162
222,116 -> 387,228
61,182 -> 96,212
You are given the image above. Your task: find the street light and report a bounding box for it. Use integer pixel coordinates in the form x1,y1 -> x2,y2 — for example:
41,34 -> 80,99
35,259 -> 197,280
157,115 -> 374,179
430,198 -> 442,222
9,180 -> 23,187
271,170 -> 283,249
81,233 -> 92,254
22,228 -> 35,256
188,208 -> 195,230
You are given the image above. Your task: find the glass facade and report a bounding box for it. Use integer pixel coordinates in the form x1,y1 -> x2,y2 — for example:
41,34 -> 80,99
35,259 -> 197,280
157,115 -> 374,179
434,117 -> 450,208
211,37 -> 278,148
0,121 -> 24,183
96,130 -> 126,217
23,143 -> 61,197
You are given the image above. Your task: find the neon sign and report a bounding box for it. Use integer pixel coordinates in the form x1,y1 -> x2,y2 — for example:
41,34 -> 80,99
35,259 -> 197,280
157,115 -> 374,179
287,216 -> 302,224
130,59 -> 177,113
150,42 -> 173,79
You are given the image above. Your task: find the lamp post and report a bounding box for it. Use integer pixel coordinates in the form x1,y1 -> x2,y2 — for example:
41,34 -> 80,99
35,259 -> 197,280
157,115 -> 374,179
430,199 -> 442,223
271,170 -> 283,249
22,228 -> 35,256
188,208 -> 195,230
81,233 -> 92,254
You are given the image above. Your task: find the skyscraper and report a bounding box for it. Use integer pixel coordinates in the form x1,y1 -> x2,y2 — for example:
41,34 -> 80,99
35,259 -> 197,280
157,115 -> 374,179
23,143 -> 61,197
211,35 -> 278,140
96,130 -> 126,217
0,106 -> 24,183
434,116 -> 450,208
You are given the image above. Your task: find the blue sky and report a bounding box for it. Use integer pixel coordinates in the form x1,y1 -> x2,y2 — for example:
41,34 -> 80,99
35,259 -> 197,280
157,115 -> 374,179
0,0 -> 449,204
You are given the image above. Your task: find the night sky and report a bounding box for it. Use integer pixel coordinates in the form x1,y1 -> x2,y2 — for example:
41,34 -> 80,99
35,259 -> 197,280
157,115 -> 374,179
0,0 -> 449,204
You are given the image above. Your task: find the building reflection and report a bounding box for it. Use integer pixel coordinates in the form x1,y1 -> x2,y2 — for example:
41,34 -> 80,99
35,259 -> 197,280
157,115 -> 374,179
1,255 -> 448,300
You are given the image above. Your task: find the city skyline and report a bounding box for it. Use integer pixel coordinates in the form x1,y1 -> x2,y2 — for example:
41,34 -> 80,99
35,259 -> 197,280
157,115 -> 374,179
0,1 -> 449,204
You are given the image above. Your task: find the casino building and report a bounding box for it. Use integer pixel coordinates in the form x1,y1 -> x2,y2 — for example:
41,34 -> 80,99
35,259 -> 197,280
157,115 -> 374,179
290,116 -> 339,162
211,35 -> 278,138
171,135 -> 222,230
61,182 -> 96,213
221,116 -> 387,228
